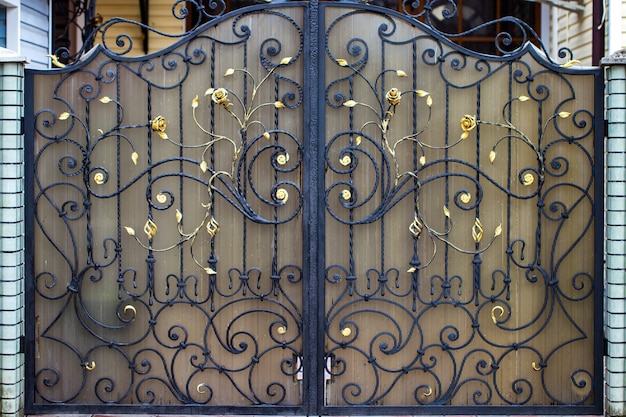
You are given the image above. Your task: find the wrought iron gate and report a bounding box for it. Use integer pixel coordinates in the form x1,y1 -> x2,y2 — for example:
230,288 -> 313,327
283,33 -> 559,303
25,0 -> 603,414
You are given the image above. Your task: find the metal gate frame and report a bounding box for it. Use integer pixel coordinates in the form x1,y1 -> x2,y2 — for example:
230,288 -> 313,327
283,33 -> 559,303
24,0 -> 605,414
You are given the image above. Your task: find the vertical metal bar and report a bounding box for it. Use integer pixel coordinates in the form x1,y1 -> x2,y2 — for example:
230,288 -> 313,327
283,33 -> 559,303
23,67 -> 35,417
303,0 -> 323,414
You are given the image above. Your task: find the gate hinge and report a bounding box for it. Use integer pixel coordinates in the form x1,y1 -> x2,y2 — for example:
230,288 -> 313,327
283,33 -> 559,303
604,118 -> 609,137
20,116 -> 25,136
604,337 -> 609,356
19,335 -> 25,354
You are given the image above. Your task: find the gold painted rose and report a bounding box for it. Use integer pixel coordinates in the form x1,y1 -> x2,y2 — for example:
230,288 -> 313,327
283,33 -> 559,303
385,88 -> 401,105
151,116 -> 168,139
211,88 -> 229,105
460,115 -> 477,139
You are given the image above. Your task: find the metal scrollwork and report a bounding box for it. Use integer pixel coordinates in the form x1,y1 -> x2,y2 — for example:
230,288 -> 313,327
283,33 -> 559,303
33,7 -> 304,407
323,6 -> 597,408
30,0 -> 599,412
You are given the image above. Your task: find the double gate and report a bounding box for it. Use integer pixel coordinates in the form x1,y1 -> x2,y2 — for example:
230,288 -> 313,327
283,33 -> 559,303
25,0 -> 604,414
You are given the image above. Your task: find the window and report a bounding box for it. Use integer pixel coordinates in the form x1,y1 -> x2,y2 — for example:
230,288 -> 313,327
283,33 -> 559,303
362,0 -> 541,55
0,7 -> 6,48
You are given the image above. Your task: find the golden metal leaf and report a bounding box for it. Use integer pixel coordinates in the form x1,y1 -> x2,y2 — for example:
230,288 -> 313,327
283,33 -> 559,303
341,327 -> 351,337
277,153 -> 289,165
396,70 -> 408,77
46,54 -> 66,68
263,132 -> 271,140
407,267 -> 417,273
175,209 -> 183,223
276,188 -> 289,203
224,68 -> 235,76
143,219 -> 158,239
156,193 -> 167,204
204,267 -> 217,275
355,136 -> 362,146
204,87 -> 215,96
409,217 -> 423,238
426,95 -> 433,107
341,189 -> 352,201
280,56 -> 292,65
459,192 -> 471,204
200,160 -> 207,173
192,95 -> 199,109
494,223 -> 502,237
124,226 -> 136,236
443,206 -> 450,218
274,101 -> 285,109
277,326 -> 287,335
491,305 -> 505,324
472,218 -> 484,243
336,58 -> 348,66
58,112 -> 70,120
343,100 -> 357,108
558,111 -> 571,119
518,95 -> 530,102
416,90 -> 429,97
339,155 -> 352,166
94,172 -> 105,185
489,150 -> 496,164
522,173 -> 534,186
131,152 -> 138,165
156,131 -> 168,140
85,361 -> 96,371
560,59 -> 581,68
124,305 -> 137,316
99,96 -> 112,104
206,217 -> 220,237
419,155 -> 426,166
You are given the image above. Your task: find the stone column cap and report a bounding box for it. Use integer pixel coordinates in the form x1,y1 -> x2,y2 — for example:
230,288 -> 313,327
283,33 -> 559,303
601,49 -> 626,66
0,47 -> 29,63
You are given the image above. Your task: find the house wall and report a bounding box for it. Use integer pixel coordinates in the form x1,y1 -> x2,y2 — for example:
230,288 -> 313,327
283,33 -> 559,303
97,0 -> 184,57
0,49 -> 27,417
607,0 -> 626,53
20,0 -> 49,69
553,0 -> 594,65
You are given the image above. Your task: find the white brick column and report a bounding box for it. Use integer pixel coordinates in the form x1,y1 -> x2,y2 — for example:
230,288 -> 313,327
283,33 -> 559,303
0,48 -> 27,417
602,49 -> 626,417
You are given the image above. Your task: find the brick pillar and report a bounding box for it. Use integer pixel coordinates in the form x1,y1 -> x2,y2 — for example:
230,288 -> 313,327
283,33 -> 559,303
602,49 -> 626,417
0,48 -> 27,417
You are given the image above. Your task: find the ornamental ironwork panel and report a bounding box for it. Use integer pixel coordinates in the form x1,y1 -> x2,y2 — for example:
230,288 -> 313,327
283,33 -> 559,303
26,0 -> 603,414
322,4 -> 601,409
29,6 -> 305,409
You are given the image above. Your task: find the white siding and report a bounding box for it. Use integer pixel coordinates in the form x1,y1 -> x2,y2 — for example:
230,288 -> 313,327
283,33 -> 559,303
554,0 -> 594,66
20,0 -> 49,68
